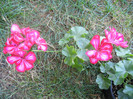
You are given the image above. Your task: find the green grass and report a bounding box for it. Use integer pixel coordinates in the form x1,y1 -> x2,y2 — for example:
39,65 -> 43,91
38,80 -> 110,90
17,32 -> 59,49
0,0 -> 132,98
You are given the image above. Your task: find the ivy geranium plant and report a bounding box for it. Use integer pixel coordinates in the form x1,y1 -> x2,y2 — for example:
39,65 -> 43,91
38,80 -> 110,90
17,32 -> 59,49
3,24 -> 133,98
59,26 -> 90,71
59,26 -> 133,98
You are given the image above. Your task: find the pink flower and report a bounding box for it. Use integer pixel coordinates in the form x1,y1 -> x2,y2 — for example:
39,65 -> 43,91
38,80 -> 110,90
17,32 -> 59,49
26,30 -> 40,44
3,36 -> 19,54
11,24 -> 25,43
86,35 -> 113,64
35,37 -> 48,52
21,27 -> 31,35
103,27 -> 128,48
4,24 -> 48,72
11,24 -> 22,34
7,52 -> 36,72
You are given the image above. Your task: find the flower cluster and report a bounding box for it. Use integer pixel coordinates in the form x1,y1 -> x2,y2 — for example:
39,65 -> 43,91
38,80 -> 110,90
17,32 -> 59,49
86,27 -> 128,64
3,24 -> 48,72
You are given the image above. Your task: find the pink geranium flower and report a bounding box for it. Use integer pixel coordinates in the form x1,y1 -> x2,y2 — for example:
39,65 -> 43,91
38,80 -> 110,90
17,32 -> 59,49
3,36 -> 19,54
4,24 -> 48,72
26,30 -> 40,44
7,52 -> 36,72
11,24 -> 22,34
35,37 -> 48,52
86,35 -> 113,64
103,27 -> 128,48
11,24 -> 24,43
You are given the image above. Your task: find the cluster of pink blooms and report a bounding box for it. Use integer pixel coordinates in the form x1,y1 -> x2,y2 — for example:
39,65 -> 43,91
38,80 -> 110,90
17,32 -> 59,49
86,27 -> 128,64
3,24 -> 48,72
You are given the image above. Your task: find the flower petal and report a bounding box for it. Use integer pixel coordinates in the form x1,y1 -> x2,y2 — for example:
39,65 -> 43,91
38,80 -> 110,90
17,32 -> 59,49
18,42 -> 32,51
99,51 -> 112,61
90,35 -> 100,50
86,50 -> 97,57
11,24 -> 21,34
14,50 -> 27,57
24,60 -> 34,70
89,57 -> 99,64
4,45 -> 16,54
21,27 -> 31,35
7,56 -> 21,64
35,37 -> 46,45
100,42 -> 113,54
25,52 -> 36,63
13,33 -> 24,42
26,30 -> 40,44
38,45 -> 48,52
119,41 -> 128,48
16,60 -> 26,72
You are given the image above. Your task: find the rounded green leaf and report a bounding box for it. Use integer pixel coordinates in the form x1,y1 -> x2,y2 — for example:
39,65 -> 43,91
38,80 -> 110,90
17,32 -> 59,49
76,38 -> 90,49
96,74 -> 111,89
123,84 -> 133,97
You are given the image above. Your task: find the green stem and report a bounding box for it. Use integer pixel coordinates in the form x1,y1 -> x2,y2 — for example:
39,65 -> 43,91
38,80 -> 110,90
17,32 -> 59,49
31,50 -> 61,53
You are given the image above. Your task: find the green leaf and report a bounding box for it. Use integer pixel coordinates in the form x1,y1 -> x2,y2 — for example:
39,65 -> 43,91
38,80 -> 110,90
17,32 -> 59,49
77,49 -> 89,61
123,84 -> 133,97
59,33 -> 73,46
96,74 -> 111,89
115,61 -> 128,78
72,57 -> 84,72
118,89 -> 132,99
76,38 -> 90,49
62,45 -> 77,66
123,60 -> 133,76
59,38 -> 70,46
70,26 -> 89,41
64,57 -> 74,66
108,72 -> 125,85
108,60 -> 133,85
100,61 -> 115,73
62,45 -> 77,57
115,47 -> 131,57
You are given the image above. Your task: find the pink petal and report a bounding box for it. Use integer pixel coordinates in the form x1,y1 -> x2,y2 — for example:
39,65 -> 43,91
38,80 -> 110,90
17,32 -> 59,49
4,45 -> 16,54
101,38 -> 108,44
25,52 -> 36,63
100,42 -> 113,54
38,45 -> 48,52
13,33 -> 24,42
110,27 -> 117,39
35,37 -> 46,45
86,50 -> 97,57
104,29 -> 109,38
7,56 -> 21,64
90,35 -> 100,50
16,61 -> 26,72
5,37 -> 19,46
21,27 -> 31,35
26,30 -> 40,44
13,50 -> 27,57
119,41 -> 128,48
89,57 -> 99,64
24,60 -> 34,70
18,42 -> 31,51
115,33 -> 124,42
11,24 -> 21,34
99,51 -> 111,61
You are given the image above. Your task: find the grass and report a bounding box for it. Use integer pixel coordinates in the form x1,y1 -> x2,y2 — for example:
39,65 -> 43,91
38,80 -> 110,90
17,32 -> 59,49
0,0 -> 132,98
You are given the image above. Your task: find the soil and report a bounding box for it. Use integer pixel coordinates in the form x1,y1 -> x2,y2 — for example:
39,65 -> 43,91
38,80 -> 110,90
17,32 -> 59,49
102,87 -> 115,99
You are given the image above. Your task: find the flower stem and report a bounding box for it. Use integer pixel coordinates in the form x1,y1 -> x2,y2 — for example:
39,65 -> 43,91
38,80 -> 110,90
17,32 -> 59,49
31,50 -> 61,53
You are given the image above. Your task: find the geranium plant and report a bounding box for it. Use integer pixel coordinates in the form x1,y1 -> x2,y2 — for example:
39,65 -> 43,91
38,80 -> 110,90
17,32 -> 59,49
59,26 -> 133,98
95,28 -> 133,98
3,24 -> 48,72
3,24 -> 132,98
